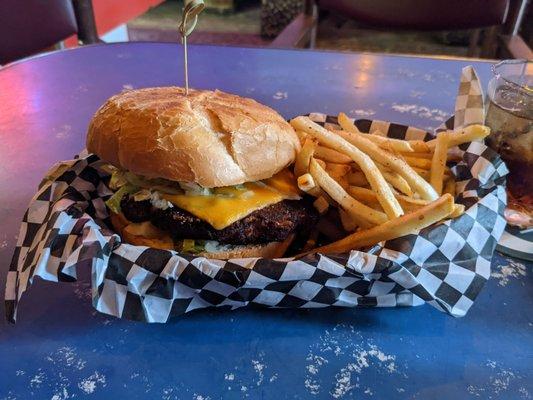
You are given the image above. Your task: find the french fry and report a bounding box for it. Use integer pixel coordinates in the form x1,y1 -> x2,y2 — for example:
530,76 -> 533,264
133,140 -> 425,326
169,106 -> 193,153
297,173 -> 323,197
306,187 -> 323,197
346,186 -> 380,205
412,167 -> 451,181
338,112 -> 415,153
398,152 -> 433,160
375,164 -> 413,196
329,126 -> 439,201
402,156 -> 432,170
309,158 -> 386,227
376,136 -> 432,153
325,162 -> 351,178
383,171 -> 412,196
305,194 -> 455,254
314,188 -> 337,206
290,111 -> 472,255
396,194 -> 430,212
348,186 -> 427,212
412,167 -> 430,180
404,149 -> 461,162
407,140 -> 432,153
427,124 -> 490,149
315,146 -> 353,164
337,175 -> 350,189
430,132 -> 449,195
295,130 -> 308,144
443,178 -> 456,197
450,204 -> 465,218
339,209 -> 359,232
363,133 -> 415,153
347,171 -> 369,186
297,173 -> 316,192
349,165 -> 414,197
395,194 -> 429,206
313,196 -> 330,215
379,137 -> 414,153
294,138 -> 316,177
291,117 -> 404,218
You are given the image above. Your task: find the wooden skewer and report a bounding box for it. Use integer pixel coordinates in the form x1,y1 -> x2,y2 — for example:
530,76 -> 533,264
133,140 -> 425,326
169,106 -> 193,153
179,0 -> 205,95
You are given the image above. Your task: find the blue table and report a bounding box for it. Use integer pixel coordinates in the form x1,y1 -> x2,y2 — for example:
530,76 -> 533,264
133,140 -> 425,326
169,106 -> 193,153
0,43 -> 531,400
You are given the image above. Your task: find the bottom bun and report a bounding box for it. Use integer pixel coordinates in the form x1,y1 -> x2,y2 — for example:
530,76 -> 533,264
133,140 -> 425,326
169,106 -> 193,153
110,212 -> 294,259
110,212 -> 174,250
195,236 -> 294,259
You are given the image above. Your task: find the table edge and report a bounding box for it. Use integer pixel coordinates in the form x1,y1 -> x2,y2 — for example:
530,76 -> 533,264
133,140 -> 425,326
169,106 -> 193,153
0,41 -> 496,72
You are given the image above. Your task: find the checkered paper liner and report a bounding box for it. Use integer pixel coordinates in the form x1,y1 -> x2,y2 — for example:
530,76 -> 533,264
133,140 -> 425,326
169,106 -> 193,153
5,67 -> 508,323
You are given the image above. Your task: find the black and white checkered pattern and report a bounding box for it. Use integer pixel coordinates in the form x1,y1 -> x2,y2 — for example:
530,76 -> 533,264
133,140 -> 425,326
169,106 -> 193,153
5,67 -> 507,322
453,66 -> 485,130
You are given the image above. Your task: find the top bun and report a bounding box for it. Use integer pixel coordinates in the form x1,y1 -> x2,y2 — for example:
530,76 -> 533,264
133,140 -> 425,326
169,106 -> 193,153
87,87 -> 300,187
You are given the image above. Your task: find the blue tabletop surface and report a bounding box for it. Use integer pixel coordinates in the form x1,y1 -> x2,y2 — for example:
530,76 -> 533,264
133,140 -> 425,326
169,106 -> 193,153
0,43 -> 531,400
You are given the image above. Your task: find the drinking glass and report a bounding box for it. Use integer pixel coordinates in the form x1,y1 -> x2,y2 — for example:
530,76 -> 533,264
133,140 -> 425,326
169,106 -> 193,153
485,59 -> 532,199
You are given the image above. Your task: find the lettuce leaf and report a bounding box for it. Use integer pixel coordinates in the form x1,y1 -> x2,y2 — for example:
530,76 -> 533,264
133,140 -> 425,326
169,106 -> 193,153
105,184 -> 139,214
181,239 -> 206,254
109,169 -> 128,190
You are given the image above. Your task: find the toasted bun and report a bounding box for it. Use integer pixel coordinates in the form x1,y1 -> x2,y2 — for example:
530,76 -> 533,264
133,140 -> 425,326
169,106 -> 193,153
87,87 -> 300,187
110,212 -> 293,259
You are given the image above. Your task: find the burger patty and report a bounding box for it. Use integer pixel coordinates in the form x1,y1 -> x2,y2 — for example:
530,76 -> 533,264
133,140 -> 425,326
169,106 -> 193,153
120,195 -> 318,245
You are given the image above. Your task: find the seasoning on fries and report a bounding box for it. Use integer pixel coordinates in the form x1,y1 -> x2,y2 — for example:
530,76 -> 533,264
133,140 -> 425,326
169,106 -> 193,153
337,112 -> 415,153
291,116 -> 404,219
426,124 -> 490,149
314,146 -> 353,164
294,138 -> 316,177
324,119 -> 439,201
309,158 -> 386,227
288,112 -> 490,255
306,194 -> 455,254
430,132 -> 449,195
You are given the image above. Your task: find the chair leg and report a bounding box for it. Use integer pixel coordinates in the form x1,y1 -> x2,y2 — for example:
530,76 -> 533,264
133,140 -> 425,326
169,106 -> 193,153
72,0 -> 100,44
503,0 -> 528,35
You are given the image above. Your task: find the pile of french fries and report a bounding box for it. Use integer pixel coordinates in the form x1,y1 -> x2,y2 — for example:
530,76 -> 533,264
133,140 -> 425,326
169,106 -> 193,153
290,113 -> 490,254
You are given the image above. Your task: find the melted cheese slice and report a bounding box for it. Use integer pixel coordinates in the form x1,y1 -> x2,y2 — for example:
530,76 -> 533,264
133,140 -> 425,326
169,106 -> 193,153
161,170 -> 300,230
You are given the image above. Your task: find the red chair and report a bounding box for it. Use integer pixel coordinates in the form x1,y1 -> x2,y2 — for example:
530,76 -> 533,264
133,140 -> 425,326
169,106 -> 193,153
272,0 -> 532,59
0,0 -> 99,65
